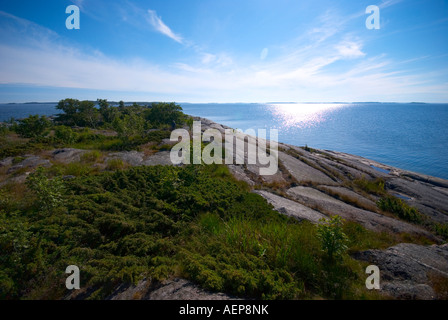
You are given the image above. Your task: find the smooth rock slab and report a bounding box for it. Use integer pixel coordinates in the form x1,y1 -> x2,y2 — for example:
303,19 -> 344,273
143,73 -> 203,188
278,151 -> 335,185
52,148 -> 86,163
106,151 -> 144,166
7,156 -> 51,173
254,190 -> 326,223
287,186 -> 436,238
142,151 -> 173,166
106,278 -> 238,300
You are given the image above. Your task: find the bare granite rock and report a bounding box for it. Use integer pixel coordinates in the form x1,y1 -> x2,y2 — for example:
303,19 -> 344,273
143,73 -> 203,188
142,151 -> 173,166
286,186 -> 436,239
353,243 -> 448,299
7,155 -> 51,174
100,278 -> 238,300
253,190 -> 326,223
278,151 -> 335,185
52,148 -> 86,163
0,157 -> 13,167
105,151 -> 144,166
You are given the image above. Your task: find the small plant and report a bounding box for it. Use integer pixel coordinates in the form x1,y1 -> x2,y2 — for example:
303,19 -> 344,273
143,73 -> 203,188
353,177 -> 385,195
81,150 -> 102,163
317,215 -> 349,262
106,158 -> 128,170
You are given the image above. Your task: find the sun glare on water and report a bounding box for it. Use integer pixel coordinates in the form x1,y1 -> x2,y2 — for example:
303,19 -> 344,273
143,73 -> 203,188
269,103 -> 348,129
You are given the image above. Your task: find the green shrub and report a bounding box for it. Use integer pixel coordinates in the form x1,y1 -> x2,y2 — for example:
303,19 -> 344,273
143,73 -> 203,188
54,126 -> 77,144
26,167 -> 65,213
317,215 -> 349,262
0,123 -> 8,137
81,150 -> 102,163
353,177 -> 385,195
433,223 -> 448,239
377,196 -> 424,224
15,115 -> 51,138
106,158 -> 128,171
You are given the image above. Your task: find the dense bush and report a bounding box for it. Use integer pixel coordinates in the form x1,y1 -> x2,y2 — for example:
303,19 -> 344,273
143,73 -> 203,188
0,165 -> 377,300
54,126 -> 77,144
14,115 -> 51,138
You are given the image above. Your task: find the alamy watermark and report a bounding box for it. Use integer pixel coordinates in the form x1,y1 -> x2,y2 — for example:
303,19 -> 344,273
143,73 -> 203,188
65,265 -> 80,290
365,265 -> 381,289
366,5 -> 380,30
66,5 -> 80,30
169,121 -> 279,176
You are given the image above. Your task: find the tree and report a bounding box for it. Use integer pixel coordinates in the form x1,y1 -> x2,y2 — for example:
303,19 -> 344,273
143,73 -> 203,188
112,112 -> 145,139
98,99 -> 112,123
15,115 -> 51,138
78,100 -> 100,128
56,98 -> 100,128
56,98 -> 81,126
316,215 -> 348,262
145,102 -> 185,127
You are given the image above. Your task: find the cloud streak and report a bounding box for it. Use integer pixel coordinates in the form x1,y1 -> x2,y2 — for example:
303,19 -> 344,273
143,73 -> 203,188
146,9 -> 182,43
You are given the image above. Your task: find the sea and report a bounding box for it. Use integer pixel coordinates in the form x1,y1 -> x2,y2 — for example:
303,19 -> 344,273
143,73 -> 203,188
1,102 -> 447,180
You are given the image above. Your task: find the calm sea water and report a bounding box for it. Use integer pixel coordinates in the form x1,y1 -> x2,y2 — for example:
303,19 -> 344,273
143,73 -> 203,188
1,102 -> 447,180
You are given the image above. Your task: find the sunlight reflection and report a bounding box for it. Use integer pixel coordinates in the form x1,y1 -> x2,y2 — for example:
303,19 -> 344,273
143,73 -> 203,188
269,103 -> 348,129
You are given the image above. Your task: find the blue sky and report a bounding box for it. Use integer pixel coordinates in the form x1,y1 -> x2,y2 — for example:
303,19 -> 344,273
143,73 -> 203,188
0,0 -> 447,103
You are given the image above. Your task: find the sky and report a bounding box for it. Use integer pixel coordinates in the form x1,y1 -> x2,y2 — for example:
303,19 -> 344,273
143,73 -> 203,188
0,0 -> 447,103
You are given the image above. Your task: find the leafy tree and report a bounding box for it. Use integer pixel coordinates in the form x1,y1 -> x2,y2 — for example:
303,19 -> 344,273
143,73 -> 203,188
145,102 -> 185,127
78,100 -> 100,128
15,115 -> 51,138
56,98 -> 81,126
317,215 -> 349,262
56,99 -> 100,128
112,112 -> 145,138
98,99 -> 116,124
26,167 -> 65,214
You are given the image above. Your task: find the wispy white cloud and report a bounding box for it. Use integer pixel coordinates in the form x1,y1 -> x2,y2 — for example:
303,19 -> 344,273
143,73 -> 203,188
146,9 -> 182,43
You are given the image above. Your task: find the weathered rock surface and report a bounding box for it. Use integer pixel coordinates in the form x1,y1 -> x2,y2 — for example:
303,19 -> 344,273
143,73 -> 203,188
278,151 -> 336,185
52,148 -> 86,163
7,155 -> 51,174
142,151 -> 173,166
0,157 -> 13,167
254,190 -> 326,223
317,185 -> 378,210
353,243 -> 448,299
68,278 -> 238,300
286,186 -> 435,238
105,151 -> 144,166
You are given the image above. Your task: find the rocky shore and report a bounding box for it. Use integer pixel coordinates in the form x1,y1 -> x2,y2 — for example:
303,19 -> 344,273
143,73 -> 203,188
2,116 -> 448,299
